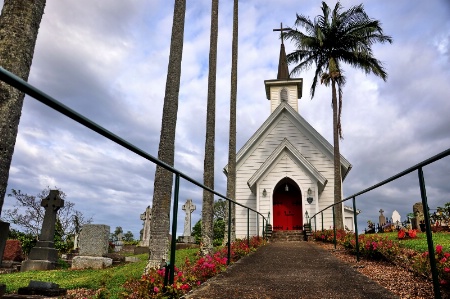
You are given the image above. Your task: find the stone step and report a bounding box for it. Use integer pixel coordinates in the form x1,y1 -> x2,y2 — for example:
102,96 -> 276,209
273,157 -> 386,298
270,230 -> 304,242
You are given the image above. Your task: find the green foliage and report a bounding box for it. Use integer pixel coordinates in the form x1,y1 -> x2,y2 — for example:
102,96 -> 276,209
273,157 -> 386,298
192,219 -> 225,246
8,228 -> 36,255
123,231 -> 134,242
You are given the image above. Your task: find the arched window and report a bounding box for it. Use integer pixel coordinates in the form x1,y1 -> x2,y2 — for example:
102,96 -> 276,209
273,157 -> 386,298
280,88 -> 288,102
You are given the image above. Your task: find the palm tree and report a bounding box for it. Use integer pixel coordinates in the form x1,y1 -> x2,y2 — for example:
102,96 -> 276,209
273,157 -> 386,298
145,0 -> 186,271
201,0 -> 219,256
284,1 -> 392,229
224,0 -> 238,244
0,0 -> 47,217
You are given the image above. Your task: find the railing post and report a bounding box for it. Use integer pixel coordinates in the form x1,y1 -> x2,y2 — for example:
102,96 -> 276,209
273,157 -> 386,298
256,213 -> 259,238
352,197 -> 360,262
262,216 -> 265,238
247,209 -> 250,247
314,215 -> 317,232
321,212 -> 324,231
333,206 -> 336,249
418,167 -> 441,299
168,174 -> 180,286
227,199 -> 232,265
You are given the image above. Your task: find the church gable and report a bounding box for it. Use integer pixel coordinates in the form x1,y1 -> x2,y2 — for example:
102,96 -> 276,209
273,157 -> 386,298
247,138 -> 328,194
226,102 -> 351,180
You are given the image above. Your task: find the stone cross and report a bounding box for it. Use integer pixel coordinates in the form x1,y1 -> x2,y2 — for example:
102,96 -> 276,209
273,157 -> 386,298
40,190 -> 64,241
378,209 -> 386,226
140,206 -> 152,247
182,199 -> 196,236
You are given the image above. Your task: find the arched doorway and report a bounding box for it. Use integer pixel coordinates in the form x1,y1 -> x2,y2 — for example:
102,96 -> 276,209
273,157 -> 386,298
273,178 -> 302,231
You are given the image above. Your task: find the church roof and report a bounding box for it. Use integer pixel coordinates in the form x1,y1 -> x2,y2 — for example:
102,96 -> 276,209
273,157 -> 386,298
247,138 -> 328,194
223,102 -> 352,180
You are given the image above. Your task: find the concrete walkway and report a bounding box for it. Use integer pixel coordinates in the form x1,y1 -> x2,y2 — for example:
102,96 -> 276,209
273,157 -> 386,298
184,242 -> 398,299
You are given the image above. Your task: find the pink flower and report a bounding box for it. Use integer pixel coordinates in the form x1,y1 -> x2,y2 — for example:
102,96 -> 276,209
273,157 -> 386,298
197,281 -> 201,286
444,267 -> 450,273
440,280 -> 447,285
436,244 -> 443,254
153,287 -> 159,293
440,257 -> 447,263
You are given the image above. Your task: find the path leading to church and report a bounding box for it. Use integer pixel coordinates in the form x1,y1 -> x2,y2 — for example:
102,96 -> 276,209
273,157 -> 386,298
184,242 -> 398,299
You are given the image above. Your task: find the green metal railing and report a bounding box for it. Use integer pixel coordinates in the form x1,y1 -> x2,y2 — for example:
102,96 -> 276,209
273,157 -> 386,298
0,67 -> 267,287
310,148 -> 450,299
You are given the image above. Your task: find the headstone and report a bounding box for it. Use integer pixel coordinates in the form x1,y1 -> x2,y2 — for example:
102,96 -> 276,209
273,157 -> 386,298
0,221 -> 10,263
78,224 -> 109,256
3,240 -> 24,262
73,233 -> 79,250
72,224 -> 112,270
392,210 -> 401,226
378,209 -> 386,226
413,202 -> 425,229
21,190 -> 64,271
139,205 -> 152,247
178,199 -> 196,243
17,280 -> 67,297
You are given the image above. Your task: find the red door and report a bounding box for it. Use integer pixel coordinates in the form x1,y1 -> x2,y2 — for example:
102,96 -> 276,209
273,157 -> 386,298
273,184 -> 302,230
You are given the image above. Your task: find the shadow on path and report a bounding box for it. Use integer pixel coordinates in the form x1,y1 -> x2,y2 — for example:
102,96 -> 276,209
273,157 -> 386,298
184,242 -> 398,299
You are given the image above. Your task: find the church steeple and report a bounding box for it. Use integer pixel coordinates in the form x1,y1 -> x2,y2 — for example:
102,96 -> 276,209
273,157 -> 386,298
264,23 -> 303,114
277,43 -> 289,80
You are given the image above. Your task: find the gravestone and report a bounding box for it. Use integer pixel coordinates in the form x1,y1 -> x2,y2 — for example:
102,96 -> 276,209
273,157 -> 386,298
392,210 -> 401,226
22,190 -> 64,271
412,202 -> 425,230
378,209 -> 386,226
72,224 -> 112,269
140,206 -> 152,247
178,199 -> 196,243
0,221 -> 10,264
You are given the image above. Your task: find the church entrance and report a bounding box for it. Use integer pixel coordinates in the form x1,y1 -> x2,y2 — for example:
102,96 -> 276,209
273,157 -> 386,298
273,178 -> 302,231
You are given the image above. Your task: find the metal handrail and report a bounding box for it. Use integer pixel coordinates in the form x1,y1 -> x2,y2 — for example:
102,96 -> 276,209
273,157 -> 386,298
0,67 -> 267,285
309,147 -> 450,299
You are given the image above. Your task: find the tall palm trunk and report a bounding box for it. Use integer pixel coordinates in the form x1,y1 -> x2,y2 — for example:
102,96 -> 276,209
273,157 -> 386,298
201,0 -> 219,256
146,0 -> 186,271
331,79 -> 343,229
0,0 -> 46,217
224,0 -> 238,244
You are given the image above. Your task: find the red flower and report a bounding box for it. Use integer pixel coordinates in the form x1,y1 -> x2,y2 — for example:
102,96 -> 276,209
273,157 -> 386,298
408,229 -> 417,238
398,230 -> 406,239
436,244 -> 443,254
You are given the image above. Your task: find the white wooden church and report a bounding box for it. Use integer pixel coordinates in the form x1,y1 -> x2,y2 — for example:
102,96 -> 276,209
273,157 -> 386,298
224,38 -> 355,238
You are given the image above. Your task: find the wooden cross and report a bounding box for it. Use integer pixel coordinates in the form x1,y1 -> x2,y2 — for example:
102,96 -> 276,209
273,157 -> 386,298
273,22 -> 291,45
40,190 -> 65,241
379,209 -> 384,215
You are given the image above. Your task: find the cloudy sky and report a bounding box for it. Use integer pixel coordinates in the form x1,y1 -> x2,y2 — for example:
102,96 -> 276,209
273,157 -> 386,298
2,0 -> 450,238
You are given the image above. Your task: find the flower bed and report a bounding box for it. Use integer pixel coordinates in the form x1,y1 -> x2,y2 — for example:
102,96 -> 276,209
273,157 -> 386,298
313,229 -> 450,286
120,236 -> 266,298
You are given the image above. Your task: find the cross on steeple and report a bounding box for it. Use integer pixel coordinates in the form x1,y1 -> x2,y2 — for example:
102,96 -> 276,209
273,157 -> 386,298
273,22 -> 291,80
273,22 -> 291,45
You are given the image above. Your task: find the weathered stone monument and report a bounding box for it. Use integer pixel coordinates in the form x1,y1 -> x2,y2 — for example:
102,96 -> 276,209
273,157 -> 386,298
392,210 -> 401,227
71,224 -> 112,270
0,220 -> 10,264
412,202 -> 425,230
22,190 -> 64,271
178,199 -> 196,243
378,209 -> 386,226
139,205 -> 152,247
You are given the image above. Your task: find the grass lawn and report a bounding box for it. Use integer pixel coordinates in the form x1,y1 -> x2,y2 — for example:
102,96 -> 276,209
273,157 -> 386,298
381,231 -> 450,252
0,248 -> 199,299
